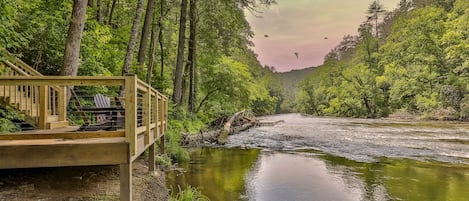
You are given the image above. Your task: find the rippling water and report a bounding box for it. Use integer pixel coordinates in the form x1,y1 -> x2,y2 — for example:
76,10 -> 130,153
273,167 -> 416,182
228,114 -> 469,164
167,114 -> 469,201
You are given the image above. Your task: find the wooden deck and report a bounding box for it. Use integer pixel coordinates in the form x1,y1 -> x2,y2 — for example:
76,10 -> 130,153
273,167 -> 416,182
0,75 -> 168,201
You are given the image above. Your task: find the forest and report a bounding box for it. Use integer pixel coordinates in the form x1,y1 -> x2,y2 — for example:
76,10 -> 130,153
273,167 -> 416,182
0,0 -> 282,135
1,0 -> 468,131
296,0 -> 469,120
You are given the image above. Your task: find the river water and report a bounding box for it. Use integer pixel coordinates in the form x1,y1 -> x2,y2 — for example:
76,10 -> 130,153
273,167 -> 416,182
167,114 -> 469,201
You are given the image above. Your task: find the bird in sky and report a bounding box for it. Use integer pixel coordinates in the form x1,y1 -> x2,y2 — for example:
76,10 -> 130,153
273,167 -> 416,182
294,52 -> 299,59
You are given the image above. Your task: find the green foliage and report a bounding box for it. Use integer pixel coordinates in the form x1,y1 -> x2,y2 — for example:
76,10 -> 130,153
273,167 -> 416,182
155,154 -> 172,170
0,1 -> 27,49
166,128 -> 190,163
297,1 -> 469,120
0,106 -> 23,133
169,186 -> 209,201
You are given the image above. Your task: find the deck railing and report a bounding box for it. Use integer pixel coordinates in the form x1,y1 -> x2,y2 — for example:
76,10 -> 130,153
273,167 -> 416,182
0,76 -> 168,157
0,52 -> 66,128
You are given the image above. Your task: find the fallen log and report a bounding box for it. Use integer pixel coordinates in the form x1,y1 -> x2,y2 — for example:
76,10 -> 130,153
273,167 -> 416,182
217,110 -> 245,144
181,110 -> 258,146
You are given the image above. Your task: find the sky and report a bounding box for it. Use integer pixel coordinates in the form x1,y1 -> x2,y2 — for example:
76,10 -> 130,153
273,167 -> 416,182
246,0 -> 400,72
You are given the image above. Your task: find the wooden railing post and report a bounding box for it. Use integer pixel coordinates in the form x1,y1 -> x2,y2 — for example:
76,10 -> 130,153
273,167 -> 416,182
158,95 -> 164,136
153,94 -> 159,138
57,86 -> 67,121
38,85 -> 49,129
165,98 -> 168,133
143,86 -> 151,145
124,75 -> 138,156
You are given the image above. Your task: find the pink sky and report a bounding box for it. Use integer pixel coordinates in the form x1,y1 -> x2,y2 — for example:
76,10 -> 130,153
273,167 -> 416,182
247,0 -> 400,72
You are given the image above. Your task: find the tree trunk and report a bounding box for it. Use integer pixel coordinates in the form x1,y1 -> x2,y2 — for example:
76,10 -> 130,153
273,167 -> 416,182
187,0 -> 197,112
121,0 -> 145,76
61,0 -> 88,77
103,1 -> 111,22
108,0 -> 117,25
61,0 -> 88,104
147,18 -> 160,84
159,7 -> 164,79
181,67 -> 188,105
159,0 -> 166,86
172,0 -> 188,105
96,0 -> 102,23
137,0 -> 156,65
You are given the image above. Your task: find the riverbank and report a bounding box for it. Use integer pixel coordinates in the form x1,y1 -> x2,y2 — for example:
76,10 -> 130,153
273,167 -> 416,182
168,114 -> 469,201
0,157 -> 168,200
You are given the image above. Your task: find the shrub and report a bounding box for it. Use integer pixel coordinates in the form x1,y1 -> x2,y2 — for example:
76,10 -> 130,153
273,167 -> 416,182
169,186 -> 209,201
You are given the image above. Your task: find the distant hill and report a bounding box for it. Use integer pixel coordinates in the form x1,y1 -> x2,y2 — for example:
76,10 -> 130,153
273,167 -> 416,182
276,67 -> 317,111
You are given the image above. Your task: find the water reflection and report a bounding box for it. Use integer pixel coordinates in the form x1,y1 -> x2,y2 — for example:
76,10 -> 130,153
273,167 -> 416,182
166,148 -> 260,201
167,148 -> 469,201
246,152 -> 363,201
319,153 -> 469,201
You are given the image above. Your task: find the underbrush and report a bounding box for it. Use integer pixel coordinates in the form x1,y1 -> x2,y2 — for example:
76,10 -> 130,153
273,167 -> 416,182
164,107 -> 208,163
169,186 -> 209,201
0,106 -> 23,133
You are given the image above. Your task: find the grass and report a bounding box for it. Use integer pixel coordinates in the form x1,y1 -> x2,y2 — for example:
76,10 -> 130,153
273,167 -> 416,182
169,186 -> 210,201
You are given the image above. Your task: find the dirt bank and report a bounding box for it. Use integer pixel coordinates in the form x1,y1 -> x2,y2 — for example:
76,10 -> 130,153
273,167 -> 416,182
0,157 -> 168,201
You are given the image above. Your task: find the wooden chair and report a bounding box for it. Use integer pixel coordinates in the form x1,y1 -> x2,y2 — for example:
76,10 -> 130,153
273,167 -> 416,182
78,94 -> 125,131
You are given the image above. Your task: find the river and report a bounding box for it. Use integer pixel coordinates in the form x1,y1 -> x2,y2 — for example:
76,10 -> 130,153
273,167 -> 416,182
167,113 -> 469,201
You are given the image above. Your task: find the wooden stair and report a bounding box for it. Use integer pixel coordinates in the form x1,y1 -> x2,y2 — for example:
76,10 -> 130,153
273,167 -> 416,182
0,50 -> 68,129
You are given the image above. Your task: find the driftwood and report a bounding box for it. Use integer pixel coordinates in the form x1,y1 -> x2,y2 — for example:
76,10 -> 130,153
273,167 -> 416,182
217,110 -> 246,144
181,110 -> 258,146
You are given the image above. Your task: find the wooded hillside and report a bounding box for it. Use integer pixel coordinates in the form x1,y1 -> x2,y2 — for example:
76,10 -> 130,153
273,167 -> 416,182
297,0 -> 469,120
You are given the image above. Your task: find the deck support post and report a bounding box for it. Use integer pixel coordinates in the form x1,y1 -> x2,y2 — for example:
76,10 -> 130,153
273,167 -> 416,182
149,143 -> 156,173
159,135 -> 165,154
120,162 -> 132,201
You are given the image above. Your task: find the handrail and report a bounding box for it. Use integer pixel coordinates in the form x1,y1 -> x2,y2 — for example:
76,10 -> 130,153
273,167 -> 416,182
1,62 -> 67,126
0,48 -> 43,76
0,75 -> 168,158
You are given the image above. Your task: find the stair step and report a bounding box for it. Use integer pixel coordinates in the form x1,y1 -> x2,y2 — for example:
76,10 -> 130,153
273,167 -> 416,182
14,122 -> 34,131
47,121 -> 69,129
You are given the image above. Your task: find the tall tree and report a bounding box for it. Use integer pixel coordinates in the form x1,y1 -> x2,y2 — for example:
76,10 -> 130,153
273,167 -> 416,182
158,0 -> 166,80
172,0 -> 189,105
121,0 -> 145,76
367,0 -> 385,38
138,0 -> 157,65
96,0 -> 102,23
187,0 -> 197,112
107,0 -> 117,25
147,24 -> 158,84
61,0 -> 88,77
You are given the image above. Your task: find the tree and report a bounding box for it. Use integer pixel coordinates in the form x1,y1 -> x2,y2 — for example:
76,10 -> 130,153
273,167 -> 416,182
187,0 -> 197,112
107,0 -> 117,25
121,0 -> 145,76
172,0 -> 188,105
138,0 -> 157,65
96,0 -> 102,23
367,0 -> 386,38
61,0 -> 88,77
